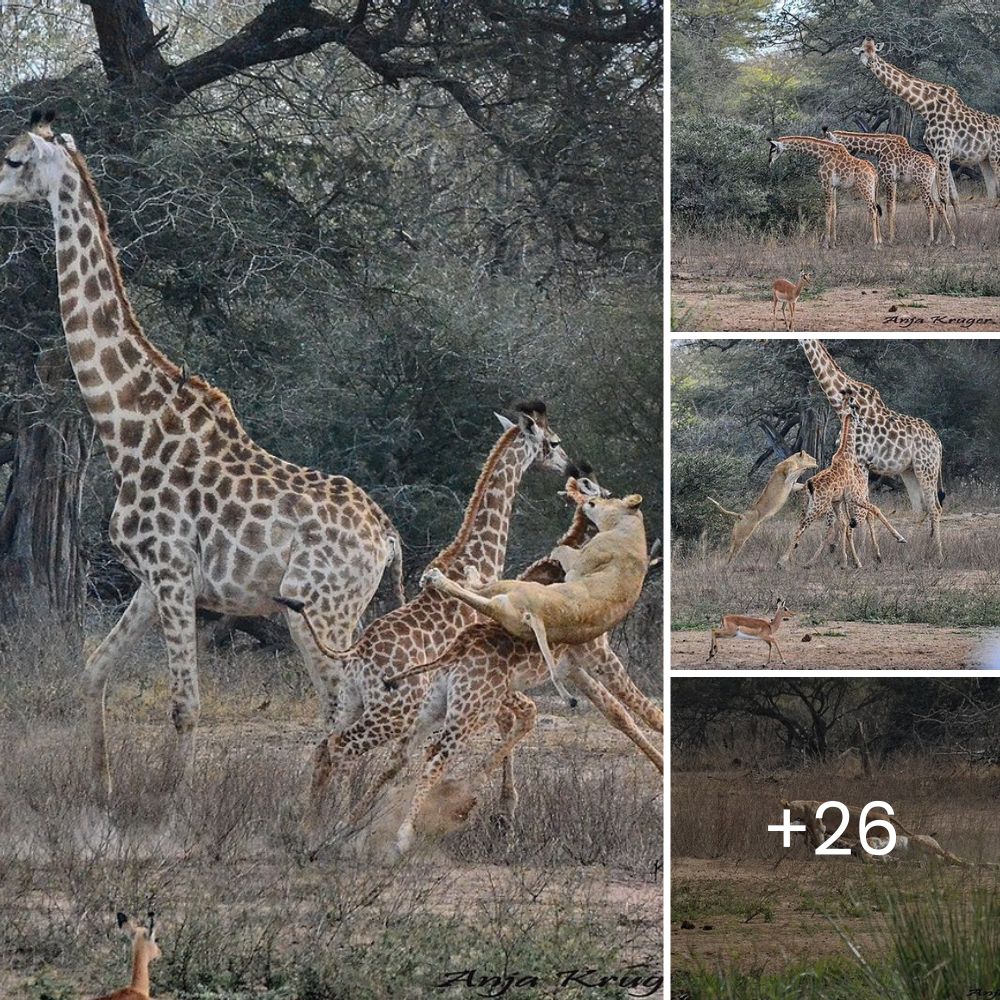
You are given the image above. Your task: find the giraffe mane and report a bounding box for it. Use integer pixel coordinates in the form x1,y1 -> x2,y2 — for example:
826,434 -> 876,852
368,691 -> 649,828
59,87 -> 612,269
65,147 -> 234,415
428,425 -> 521,570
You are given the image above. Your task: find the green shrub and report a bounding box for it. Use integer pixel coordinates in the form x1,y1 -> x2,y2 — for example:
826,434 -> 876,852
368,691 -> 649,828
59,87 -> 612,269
671,450 -> 751,540
671,114 -> 823,233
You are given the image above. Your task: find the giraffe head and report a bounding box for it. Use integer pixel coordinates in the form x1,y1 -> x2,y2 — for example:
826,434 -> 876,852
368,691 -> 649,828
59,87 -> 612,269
0,109 -> 72,205
494,400 -> 569,474
852,38 -> 884,67
767,139 -> 787,168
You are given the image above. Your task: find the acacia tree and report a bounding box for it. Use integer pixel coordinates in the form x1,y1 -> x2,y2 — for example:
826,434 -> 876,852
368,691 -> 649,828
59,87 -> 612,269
0,1 -> 663,648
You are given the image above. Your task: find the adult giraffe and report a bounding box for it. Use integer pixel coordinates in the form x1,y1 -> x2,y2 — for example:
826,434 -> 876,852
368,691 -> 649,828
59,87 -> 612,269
853,38 -> 1000,238
798,339 -> 944,564
0,113 -> 405,795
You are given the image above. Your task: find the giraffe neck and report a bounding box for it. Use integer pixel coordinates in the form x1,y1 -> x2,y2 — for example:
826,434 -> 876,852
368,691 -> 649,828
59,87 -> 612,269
835,409 -> 857,462
518,505 -> 593,584
777,137 -> 837,164
866,55 -> 936,114
48,149 -> 249,477
437,427 -> 538,580
49,154 -> 172,456
799,340 -> 851,409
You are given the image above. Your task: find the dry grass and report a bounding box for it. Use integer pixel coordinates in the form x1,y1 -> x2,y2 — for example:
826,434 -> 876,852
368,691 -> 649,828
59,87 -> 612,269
0,623 -> 663,999
671,753 -> 1000,865
672,502 -> 1000,633
671,200 -> 1000,331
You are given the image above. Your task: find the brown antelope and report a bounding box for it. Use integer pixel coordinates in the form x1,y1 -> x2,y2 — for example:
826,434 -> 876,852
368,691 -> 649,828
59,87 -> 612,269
771,270 -> 812,331
90,912 -> 161,1000
706,598 -> 795,665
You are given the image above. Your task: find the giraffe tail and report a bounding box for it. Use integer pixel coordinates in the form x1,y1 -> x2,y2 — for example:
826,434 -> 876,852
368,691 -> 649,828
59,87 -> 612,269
382,660 -> 440,691
273,595 -> 347,661
388,531 -> 406,607
937,466 -> 946,507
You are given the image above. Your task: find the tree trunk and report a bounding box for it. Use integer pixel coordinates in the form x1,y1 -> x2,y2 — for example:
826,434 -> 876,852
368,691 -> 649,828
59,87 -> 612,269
0,419 -> 93,654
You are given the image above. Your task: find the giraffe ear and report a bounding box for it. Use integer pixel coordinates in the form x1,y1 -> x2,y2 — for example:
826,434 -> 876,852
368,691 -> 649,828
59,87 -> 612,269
494,412 -> 515,431
875,42 -> 885,52
851,46 -> 863,55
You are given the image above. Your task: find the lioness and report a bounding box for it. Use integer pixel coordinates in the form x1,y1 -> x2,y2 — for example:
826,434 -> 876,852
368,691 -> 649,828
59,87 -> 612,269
780,798 -> 969,866
421,492 -> 647,702
708,451 -> 818,562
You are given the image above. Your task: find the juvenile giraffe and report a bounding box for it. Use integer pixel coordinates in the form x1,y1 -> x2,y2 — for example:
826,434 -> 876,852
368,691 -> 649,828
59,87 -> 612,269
372,480 -> 662,855
822,127 -> 956,247
854,38 -> 1000,236
768,136 -> 882,248
287,475 -> 663,834
0,114 -> 404,794
276,401 -> 568,812
780,389 -> 906,569
799,339 -> 945,563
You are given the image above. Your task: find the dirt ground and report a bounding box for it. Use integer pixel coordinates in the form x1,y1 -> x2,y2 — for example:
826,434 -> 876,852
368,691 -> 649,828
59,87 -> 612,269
671,278 -> 998,333
671,511 -> 1000,670
672,857 -> 882,969
672,620 -> 992,669
671,202 -> 1000,332
671,765 -> 1000,975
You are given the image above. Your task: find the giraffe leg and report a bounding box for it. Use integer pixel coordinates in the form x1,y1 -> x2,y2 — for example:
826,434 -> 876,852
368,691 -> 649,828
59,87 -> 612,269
830,189 -> 838,247
481,691 -> 537,780
821,189 -> 833,249
779,500 -> 828,567
922,182 -> 936,247
851,498 -> 906,545
566,664 -> 663,772
397,719 -> 480,855
152,571 -> 200,785
937,157 -> 960,242
82,584 -> 158,798
573,643 -> 664,734
866,509 -> 883,563
493,704 -> 519,828
350,691 -> 444,828
913,462 -> 944,565
523,611 -> 576,708
886,180 -> 896,245
804,508 -> 837,567
843,512 -> 863,570
313,708 -> 406,815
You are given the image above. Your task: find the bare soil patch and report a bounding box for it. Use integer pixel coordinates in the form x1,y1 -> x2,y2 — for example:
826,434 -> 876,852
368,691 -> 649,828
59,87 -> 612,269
672,620 -> 989,669
671,202 -> 1000,332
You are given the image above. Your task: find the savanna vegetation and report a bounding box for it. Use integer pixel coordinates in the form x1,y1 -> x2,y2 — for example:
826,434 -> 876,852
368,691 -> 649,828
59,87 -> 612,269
671,339 -> 1000,667
672,677 -> 1000,1000
0,4 -> 664,997
670,2 -> 1000,330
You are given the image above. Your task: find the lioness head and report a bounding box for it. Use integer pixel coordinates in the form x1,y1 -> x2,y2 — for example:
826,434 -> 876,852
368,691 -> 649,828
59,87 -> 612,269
581,493 -> 643,532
